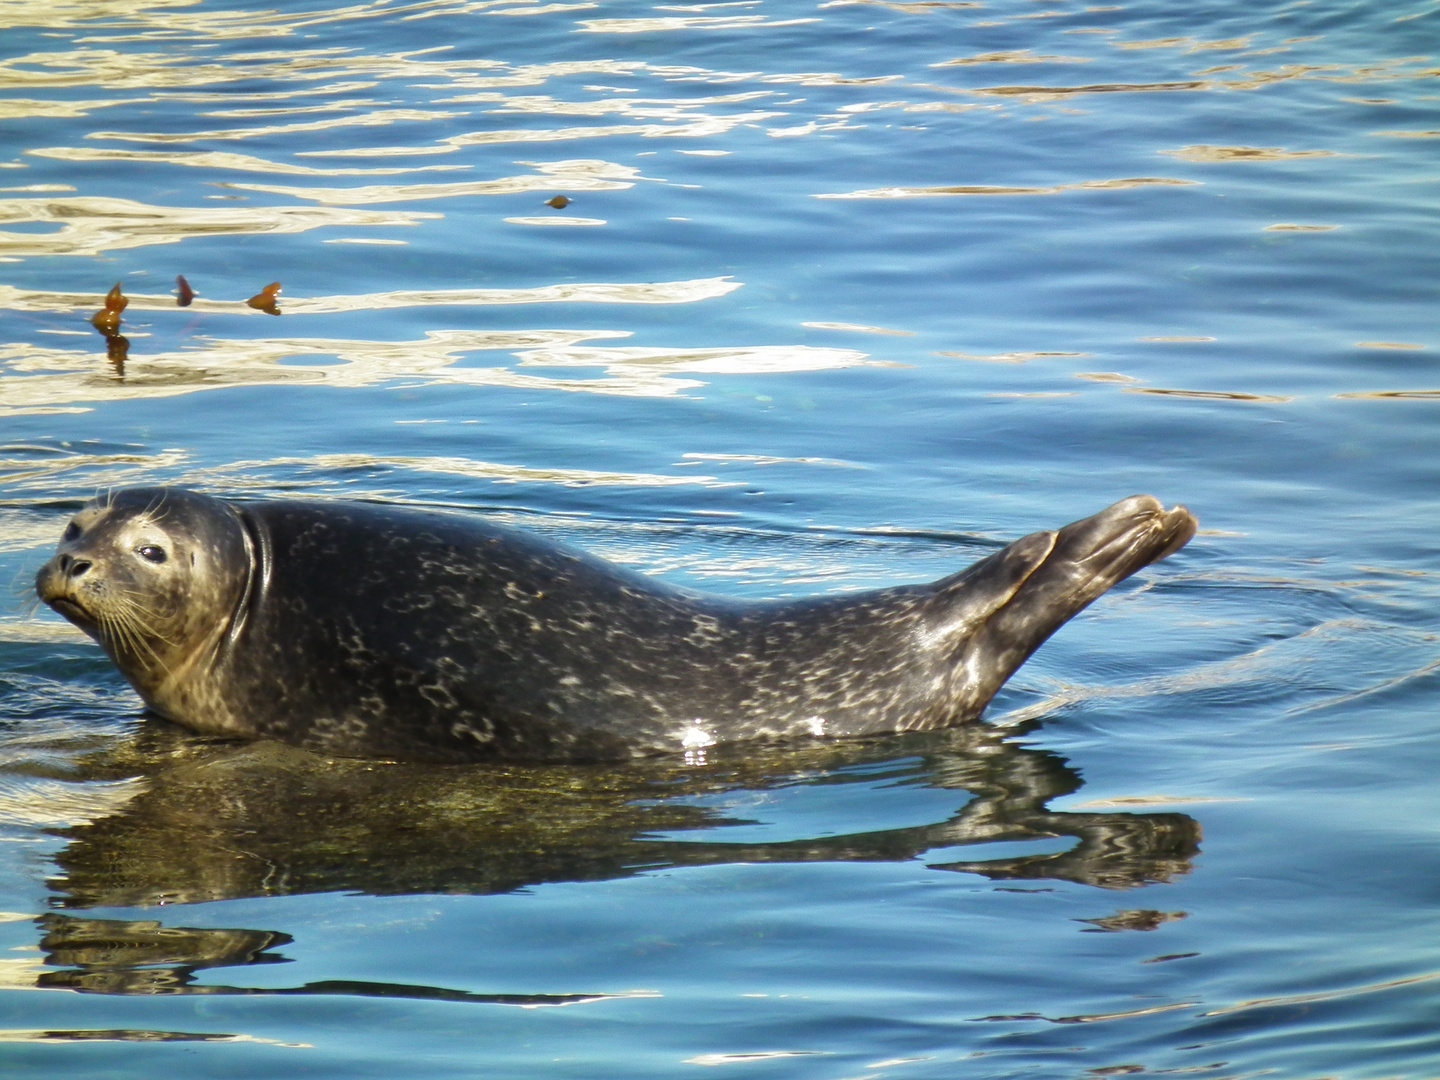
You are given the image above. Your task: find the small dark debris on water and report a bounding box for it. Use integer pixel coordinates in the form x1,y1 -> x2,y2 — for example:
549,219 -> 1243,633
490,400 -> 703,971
246,281 -> 282,315
545,195 -> 571,209
176,274 -> 195,306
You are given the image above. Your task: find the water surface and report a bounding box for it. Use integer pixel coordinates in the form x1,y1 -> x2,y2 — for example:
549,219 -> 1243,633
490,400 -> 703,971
2,0 -> 1439,1075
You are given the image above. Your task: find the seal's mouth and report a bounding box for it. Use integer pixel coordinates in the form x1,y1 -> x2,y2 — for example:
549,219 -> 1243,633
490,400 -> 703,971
45,595 -> 97,633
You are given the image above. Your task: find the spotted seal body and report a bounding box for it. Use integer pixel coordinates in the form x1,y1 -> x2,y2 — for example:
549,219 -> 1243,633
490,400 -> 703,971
35,489 -> 1195,763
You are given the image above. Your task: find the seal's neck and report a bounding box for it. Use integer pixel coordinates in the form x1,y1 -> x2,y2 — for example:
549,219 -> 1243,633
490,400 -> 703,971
140,503 -> 257,735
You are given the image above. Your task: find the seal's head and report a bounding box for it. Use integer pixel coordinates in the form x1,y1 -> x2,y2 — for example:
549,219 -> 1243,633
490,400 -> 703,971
35,488 -> 251,698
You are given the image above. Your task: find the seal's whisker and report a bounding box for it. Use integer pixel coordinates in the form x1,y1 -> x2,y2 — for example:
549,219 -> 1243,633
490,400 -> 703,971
97,604 -> 134,652
9,563 -> 41,604
136,590 -> 183,623
108,593 -> 176,648
117,585 -> 180,625
101,607 -> 167,670
141,489 -> 171,525
94,610 -> 123,653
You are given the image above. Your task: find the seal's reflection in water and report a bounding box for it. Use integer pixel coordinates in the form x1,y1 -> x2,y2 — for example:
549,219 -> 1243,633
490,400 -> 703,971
36,723 -> 1198,999
34,916 -> 646,1007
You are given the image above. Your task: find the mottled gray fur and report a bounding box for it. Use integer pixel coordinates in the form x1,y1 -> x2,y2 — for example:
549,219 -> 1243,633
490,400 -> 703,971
36,488 -> 1195,763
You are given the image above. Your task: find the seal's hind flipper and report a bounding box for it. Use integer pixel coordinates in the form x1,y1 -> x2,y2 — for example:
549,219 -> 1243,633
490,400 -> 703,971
949,495 -> 1196,717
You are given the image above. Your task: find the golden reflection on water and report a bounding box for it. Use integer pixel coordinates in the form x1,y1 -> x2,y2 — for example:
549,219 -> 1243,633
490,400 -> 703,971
43,0 -> 550,40
216,158 -> 651,205
816,178 -> 1196,199
90,107 -> 468,144
201,453 -> 737,489
932,50 -> 1092,67
0,619 -> 88,642
0,0 -> 197,31
986,391 -> 1077,399
818,0 -> 982,10
0,447 -> 189,491
678,451 -> 861,469
802,321 -> 914,336
0,98 -> 150,119
0,0 -> 1418,256
0,328 -> 871,413
503,215 -> 606,226
0,777 -> 147,830
0,195 -> 438,258
0,3 -> 1430,420
920,54 -> 1434,105
487,3 -> 600,15
0,46 -> 461,91
151,81 -> 383,102
0,276 -> 742,313
290,113 -> 784,157
1124,388 -> 1292,404
1073,795 -> 1248,809
1160,144 -> 1338,162
436,88 -> 775,114
936,350 -> 1090,364
1111,36 -> 1253,53
0,510 -> 78,553
28,146 -> 472,176
576,15 -> 821,33
0,442 -> 731,514
934,80 -> 1210,101
1335,390 -> 1440,401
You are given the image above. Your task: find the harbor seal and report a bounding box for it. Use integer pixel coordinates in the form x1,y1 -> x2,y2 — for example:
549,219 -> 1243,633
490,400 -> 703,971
35,488 -> 1195,763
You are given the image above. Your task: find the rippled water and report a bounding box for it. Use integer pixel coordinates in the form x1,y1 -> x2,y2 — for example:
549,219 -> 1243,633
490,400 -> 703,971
2,0 -> 1438,1075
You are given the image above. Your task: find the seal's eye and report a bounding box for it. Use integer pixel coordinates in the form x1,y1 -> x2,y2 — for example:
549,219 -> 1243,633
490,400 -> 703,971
62,522 -> 80,542
137,545 -> 168,564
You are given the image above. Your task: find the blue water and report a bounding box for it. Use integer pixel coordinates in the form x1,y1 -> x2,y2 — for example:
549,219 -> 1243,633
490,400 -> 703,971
2,0 -> 1439,1074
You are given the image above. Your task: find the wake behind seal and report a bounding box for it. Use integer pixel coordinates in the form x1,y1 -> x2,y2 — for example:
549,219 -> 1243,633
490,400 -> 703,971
35,488 -> 1196,763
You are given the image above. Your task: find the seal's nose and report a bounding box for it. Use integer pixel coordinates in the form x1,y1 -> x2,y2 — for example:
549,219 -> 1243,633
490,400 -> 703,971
58,554 -> 91,579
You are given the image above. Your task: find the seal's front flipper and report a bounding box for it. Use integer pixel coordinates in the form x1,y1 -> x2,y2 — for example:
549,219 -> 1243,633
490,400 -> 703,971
948,495 -> 1196,718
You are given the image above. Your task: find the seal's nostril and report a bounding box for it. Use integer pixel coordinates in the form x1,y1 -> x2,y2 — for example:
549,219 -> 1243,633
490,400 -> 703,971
68,559 -> 92,578
58,553 -> 71,572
